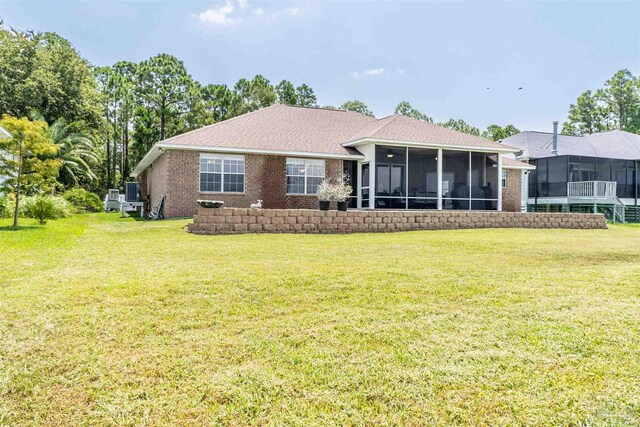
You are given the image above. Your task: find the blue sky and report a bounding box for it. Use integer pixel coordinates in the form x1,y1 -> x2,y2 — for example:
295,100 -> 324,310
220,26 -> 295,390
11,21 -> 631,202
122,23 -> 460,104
1,1 -> 638,131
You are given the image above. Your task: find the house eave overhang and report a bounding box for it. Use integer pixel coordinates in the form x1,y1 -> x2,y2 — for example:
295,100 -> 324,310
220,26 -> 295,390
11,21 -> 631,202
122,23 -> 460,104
131,143 -> 364,178
503,164 -> 536,170
341,138 -> 519,154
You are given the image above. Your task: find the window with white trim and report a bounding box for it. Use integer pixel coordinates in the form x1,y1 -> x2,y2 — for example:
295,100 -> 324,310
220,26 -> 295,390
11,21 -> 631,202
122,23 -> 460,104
199,154 -> 245,193
502,169 -> 507,188
286,158 -> 325,194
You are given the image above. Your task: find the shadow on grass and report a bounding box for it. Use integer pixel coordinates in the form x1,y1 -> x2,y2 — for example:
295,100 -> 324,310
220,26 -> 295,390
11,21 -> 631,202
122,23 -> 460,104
0,225 -> 41,231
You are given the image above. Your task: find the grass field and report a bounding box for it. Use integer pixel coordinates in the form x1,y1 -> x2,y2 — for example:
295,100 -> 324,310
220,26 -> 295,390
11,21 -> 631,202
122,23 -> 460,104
1,214 -> 639,426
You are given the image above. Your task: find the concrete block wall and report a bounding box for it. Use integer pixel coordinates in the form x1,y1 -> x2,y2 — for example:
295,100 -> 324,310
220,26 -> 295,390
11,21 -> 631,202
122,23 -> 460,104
187,208 -> 607,235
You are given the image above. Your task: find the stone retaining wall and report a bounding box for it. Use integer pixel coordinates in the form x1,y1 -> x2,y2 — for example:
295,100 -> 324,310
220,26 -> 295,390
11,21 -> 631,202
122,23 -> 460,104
187,208 -> 607,234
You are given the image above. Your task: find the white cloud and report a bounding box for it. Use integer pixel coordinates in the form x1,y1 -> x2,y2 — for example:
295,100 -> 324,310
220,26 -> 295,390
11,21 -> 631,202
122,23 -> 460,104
364,68 -> 385,76
350,67 -> 387,79
195,0 -> 304,27
197,1 -> 238,26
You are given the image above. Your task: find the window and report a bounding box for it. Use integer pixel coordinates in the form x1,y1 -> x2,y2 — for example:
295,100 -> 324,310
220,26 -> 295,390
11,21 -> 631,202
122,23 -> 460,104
502,170 -> 508,188
199,154 -> 245,193
286,158 -> 325,194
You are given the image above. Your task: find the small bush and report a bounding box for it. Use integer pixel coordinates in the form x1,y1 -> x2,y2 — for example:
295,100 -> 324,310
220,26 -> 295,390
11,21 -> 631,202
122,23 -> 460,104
63,188 -> 103,213
23,195 -> 71,224
0,196 -> 11,218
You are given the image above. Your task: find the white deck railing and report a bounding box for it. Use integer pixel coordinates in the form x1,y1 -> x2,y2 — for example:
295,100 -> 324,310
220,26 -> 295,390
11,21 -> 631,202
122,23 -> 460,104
567,181 -> 617,200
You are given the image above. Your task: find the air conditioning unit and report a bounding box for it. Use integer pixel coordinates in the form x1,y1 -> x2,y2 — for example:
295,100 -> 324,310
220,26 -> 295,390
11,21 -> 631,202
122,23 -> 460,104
125,182 -> 141,203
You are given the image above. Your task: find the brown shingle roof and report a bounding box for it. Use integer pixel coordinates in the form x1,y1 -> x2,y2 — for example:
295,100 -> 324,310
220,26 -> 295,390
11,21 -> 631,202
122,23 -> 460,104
502,155 -> 536,170
160,104 -> 377,156
159,104 -> 516,155
346,114 -> 513,150
132,105 -> 520,176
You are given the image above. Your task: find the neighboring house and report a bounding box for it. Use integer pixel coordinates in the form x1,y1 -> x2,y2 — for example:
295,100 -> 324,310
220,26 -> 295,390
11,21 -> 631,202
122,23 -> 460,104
0,126 -> 12,195
131,105 -> 532,218
501,122 -> 640,220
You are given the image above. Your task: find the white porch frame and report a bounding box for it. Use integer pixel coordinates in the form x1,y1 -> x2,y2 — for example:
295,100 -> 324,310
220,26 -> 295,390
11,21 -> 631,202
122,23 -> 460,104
355,142 -> 504,211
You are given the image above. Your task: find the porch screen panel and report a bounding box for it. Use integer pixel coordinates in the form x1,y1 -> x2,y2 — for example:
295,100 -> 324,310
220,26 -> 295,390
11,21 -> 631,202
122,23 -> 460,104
612,159 -> 634,198
470,153 -> 498,210
547,156 -> 567,197
528,159 -> 538,197
597,158 -> 611,181
407,148 -> 438,209
536,158 -> 548,197
626,161 -> 635,199
375,146 -> 406,209
442,150 -> 470,210
579,157 -> 596,181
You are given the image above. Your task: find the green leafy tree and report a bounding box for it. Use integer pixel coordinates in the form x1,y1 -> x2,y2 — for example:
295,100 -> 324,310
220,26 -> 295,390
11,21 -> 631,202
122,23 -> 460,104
437,118 -> 480,136
275,80 -> 297,105
112,61 -> 137,182
232,75 -> 276,115
394,101 -> 433,123
561,90 -> 610,136
600,69 -> 640,132
482,124 -> 520,141
201,84 -> 235,122
340,100 -> 373,116
0,26 -> 102,128
136,54 -> 193,141
0,115 -> 60,227
168,81 -> 213,136
48,118 -> 99,187
95,66 -> 119,188
130,106 -> 160,167
295,84 -> 317,107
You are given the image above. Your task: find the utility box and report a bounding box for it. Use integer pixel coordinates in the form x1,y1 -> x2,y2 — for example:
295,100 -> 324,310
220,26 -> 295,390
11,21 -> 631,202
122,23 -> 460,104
104,189 -> 121,212
125,182 -> 141,203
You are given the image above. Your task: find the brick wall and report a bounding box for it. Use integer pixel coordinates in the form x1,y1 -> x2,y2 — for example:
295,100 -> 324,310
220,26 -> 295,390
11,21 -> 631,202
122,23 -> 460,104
140,152 -> 169,210
502,169 -> 522,212
187,208 -> 607,234
140,150 -> 343,217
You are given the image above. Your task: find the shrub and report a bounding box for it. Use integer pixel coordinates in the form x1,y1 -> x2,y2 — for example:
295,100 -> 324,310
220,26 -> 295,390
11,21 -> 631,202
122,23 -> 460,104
316,179 -> 336,202
63,188 -> 103,213
23,195 -> 71,224
0,196 -> 10,218
316,175 -> 353,202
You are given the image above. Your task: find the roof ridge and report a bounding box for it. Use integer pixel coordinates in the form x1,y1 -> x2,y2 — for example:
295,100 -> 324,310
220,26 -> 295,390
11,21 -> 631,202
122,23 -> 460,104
281,104 -> 371,115
368,114 -> 402,138
159,104 -> 283,145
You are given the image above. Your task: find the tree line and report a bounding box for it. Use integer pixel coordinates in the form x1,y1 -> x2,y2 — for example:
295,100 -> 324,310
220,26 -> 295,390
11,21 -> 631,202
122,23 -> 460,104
1,23 -> 639,203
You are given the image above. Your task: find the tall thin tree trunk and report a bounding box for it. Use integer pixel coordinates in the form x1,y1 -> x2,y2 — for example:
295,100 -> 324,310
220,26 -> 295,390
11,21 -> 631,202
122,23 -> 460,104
13,143 -> 22,227
123,121 -> 129,181
106,138 -> 111,189
160,111 -> 165,141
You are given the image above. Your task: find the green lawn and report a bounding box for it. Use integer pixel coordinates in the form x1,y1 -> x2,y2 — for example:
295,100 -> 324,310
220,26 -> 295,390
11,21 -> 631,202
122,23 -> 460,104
1,214 -> 639,426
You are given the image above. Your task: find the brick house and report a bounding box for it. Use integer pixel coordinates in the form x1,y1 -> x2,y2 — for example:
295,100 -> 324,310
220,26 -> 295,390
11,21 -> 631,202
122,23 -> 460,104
131,105 -> 533,218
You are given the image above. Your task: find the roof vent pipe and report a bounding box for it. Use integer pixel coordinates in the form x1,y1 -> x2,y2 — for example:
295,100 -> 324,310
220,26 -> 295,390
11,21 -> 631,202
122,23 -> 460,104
552,121 -> 559,155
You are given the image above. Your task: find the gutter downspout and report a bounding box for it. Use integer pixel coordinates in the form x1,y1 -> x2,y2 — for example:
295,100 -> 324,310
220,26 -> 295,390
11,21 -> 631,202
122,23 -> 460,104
552,121 -> 559,156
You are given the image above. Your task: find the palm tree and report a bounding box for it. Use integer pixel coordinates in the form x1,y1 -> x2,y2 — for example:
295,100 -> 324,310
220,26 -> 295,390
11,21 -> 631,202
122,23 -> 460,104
48,118 -> 100,187
29,111 -> 100,187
